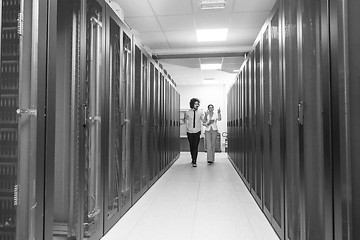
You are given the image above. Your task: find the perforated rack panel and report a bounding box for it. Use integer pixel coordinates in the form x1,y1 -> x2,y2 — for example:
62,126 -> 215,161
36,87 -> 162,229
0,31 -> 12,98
0,0 -> 20,239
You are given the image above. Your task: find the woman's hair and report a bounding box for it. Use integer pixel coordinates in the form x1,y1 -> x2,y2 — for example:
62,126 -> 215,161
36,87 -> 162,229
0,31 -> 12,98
189,98 -> 200,108
208,104 -> 214,109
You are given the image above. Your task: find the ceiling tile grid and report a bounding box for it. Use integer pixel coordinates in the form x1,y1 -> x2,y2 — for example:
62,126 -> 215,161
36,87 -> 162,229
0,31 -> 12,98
164,30 -> 198,48
125,17 -> 162,32
149,0 -> 193,16
194,13 -> 231,29
230,11 -> 271,28
114,0 -> 154,17
111,0 -> 277,85
157,15 -> 195,31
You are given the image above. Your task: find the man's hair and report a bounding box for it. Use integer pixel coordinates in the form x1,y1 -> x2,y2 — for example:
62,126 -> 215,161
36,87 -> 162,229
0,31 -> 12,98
189,98 -> 200,108
208,104 -> 214,109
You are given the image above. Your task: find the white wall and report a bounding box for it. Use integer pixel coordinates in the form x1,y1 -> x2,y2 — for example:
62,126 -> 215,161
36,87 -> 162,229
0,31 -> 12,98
178,84 -> 228,151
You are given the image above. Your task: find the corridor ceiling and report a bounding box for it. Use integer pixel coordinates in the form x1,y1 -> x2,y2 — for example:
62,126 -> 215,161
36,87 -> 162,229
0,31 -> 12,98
109,0 -> 277,85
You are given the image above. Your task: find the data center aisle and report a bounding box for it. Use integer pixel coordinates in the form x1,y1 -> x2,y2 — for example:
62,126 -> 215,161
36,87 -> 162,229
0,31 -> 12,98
102,152 -> 279,240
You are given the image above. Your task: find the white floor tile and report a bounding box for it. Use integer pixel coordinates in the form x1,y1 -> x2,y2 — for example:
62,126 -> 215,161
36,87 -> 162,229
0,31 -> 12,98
102,152 -> 280,240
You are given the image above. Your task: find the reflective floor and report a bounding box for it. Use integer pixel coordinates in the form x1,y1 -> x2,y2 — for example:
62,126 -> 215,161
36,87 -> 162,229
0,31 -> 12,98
102,152 -> 279,240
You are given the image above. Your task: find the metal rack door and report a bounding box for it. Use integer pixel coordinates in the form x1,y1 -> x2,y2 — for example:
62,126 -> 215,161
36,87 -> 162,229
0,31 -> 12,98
0,0 -> 47,239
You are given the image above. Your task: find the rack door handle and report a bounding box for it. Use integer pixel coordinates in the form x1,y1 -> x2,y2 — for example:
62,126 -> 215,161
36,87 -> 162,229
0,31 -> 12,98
298,101 -> 304,125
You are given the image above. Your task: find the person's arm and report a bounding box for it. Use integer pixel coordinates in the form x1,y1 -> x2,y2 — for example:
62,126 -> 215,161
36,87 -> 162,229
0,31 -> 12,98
201,111 -> 207,123
184,111 -> 189,123
217,108 -> 222,121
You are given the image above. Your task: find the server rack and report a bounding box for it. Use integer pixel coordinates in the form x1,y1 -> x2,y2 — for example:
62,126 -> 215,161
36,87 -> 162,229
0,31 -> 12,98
0,0 -> 180,239
330,0 -> 360,239
0,0 -> 48,239
227,0 -> 335,239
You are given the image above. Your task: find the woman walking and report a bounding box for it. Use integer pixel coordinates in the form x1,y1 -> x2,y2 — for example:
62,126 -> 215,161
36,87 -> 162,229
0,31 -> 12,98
203,104 -> 221,163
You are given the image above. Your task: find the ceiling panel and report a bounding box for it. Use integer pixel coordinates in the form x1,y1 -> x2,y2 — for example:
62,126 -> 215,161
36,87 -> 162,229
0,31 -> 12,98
200,57 -> 223,64
115,0 -> 154,17
140,31 -> 169,45
161,58 -> 200,68
227,28 -> 260,45
110,0 -> 277,86
233,0 -> 277,12
125,17 -> 162,32
230,12 -> 270,27
157,15 -> 195,31
164,30 -> 197,48
149,0 -> 193,16
145,42 -> 171,49
194,13 -> 231,29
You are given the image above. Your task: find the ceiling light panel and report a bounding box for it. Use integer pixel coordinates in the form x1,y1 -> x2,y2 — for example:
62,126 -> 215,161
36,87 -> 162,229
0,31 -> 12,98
200,0 -> 226,9
196,28 -> 228,42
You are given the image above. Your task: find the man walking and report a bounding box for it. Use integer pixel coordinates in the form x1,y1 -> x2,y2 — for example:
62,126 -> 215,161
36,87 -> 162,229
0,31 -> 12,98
184,98 -> 204,167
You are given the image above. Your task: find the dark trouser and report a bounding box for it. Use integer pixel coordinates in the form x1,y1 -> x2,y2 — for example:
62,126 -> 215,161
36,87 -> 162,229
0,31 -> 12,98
187,131 -> 201,163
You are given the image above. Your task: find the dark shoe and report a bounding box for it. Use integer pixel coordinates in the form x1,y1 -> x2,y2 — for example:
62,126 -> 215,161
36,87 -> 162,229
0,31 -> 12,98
192,163 -> 197,167
207,161 -> 214,164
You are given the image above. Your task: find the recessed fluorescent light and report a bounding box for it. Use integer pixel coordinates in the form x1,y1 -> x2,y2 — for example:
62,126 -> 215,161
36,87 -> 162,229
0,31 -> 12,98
200,0 -> 226,10
196,29 -> 228,42
201,63 -> 222,70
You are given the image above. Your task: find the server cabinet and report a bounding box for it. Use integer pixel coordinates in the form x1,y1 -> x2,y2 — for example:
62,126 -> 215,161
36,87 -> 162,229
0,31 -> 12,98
283,1 -> 302,239
240,71 -> 245,176
283,0 -> 333,239
50,1 -> 83,238
249,53 -> 256,193
154,67 -> 161,176
253,42 -> 263,206
299,0 -> 332,239
149,63 -> 159,185
81,1 -> 106,238
103,5 -> 129,231
170,84 -> 174,161
227,1 -> 337,239
1,0 -> 180,239
120,30 -> 133,214
49,0 -> 107,239
236,78 -> 239,166
132,44 -> 141,201
164,77 -> 169,166
233,78 -> 239,168
148,62 -> 156,185
132,43 -> 149,203
0,0 -> 47,239
243,59 -> 250,188
330,1 -> 360,239
269,9 -> 284,237
159,72 -> 165,173
142,54 -> 149,188
227,88 -> 231,160
262,25 -> 272,222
